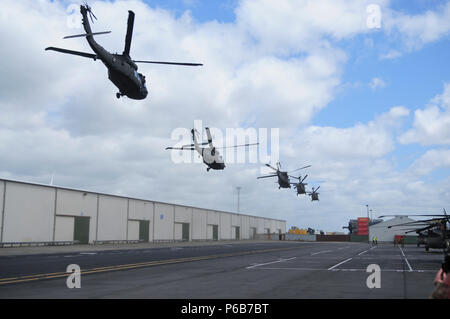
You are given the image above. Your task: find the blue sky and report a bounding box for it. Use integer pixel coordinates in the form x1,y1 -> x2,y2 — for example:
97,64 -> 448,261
143,0 -> 237,23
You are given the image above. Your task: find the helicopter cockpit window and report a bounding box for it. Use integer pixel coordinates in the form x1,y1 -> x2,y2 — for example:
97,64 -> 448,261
133,70 -> 140,81
139,73 -> 146,85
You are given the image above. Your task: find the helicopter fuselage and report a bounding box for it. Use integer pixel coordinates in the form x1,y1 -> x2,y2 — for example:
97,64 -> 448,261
277,172 -> 291,188
200,147 -> 225,171
81,6 -> 148,100
295,183 -> 307,195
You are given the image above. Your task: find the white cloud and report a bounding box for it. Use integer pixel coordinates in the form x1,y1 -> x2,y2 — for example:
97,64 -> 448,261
382,2 -> 450,53
369,77 -> 387,90
236,0 -> 389,55
409,149 -> 450,175
399,83 -> 450,145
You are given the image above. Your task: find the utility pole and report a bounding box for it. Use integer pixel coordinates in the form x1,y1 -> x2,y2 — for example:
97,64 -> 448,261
236,187 -> 241,213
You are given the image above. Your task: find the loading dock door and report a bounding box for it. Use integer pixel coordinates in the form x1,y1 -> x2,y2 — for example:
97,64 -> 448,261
182,223 -> 190,241
235,226 -> 240,240
74,216 -> 90,244
213,225 -> 218,241
139,220 -> 150,242
250,227 -> 256,239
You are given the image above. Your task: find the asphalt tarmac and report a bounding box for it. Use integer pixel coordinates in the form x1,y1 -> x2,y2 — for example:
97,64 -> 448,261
0,241 -> 443,298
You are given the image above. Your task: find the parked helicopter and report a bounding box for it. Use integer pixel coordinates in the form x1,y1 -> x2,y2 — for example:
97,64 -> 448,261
308,186 -> 320,201
382,210 -> 449,252
45,4 -> 202,100
257,162 -> 311,189
166,127 -> 259,171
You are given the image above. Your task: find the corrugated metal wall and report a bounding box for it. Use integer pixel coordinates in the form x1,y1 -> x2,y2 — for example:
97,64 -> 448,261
0,179 -> 286,244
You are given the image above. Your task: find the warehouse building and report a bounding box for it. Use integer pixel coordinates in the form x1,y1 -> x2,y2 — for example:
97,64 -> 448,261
0,179 -> 286,244
369,216 -> 419,242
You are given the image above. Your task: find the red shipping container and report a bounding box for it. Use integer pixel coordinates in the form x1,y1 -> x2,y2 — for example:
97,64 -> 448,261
358,217 -> 369,235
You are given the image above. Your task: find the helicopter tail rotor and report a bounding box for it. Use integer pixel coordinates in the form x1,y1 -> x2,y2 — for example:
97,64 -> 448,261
83,2 -> 97,24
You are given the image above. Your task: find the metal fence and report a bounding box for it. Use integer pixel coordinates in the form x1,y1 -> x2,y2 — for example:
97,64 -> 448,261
0,240 -> 80,248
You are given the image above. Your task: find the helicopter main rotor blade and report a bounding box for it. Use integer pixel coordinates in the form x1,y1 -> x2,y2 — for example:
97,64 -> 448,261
63,31 -> 111,39
45,47 -> 97,60
378,214 -> 449,218
265,164 -> 278,171
216,143 -> 259,149
165,147 -> 195,151
133,60 -> 203,66
123,11 -> 135,56
301,175 -> 308,183
288,165 -> 311,173
257,174 -> 278,179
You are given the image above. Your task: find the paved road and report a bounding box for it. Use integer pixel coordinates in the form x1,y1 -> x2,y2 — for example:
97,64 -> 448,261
0,241 -> 443,298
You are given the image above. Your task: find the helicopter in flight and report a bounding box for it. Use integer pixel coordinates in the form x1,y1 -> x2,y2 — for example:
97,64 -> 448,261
290,175 -> 308,196
257,162 -> 311,189
45,4 -> 202,100
308,186 -> 320,201
166,127 -> 259,172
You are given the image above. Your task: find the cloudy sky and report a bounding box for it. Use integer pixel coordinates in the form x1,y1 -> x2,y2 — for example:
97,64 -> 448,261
1,0 -> 449,232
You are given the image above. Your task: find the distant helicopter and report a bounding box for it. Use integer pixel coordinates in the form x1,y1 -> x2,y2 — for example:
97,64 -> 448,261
257,162 -> 311,189
290,175 -> 308,196
46,4 -> 202,100
307,186 -> 320,201
166,127 -> 259,171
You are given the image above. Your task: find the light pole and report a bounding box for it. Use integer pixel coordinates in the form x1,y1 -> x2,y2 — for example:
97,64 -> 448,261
236,187 -> 241,213
366,204 -> 369,219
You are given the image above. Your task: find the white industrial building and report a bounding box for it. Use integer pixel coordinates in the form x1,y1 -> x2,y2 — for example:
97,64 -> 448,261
369,216 -> 418,242
0,179 -> 286,244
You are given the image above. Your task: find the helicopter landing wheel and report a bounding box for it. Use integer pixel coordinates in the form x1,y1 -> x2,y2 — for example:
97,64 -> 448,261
116,92 -> 122,99
207,167 -> 211,172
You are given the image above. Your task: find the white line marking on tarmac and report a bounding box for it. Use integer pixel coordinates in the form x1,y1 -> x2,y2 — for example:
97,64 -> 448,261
311,250 -> 332,255
328,258 -> 352,270
399,246 -> 413,272
246,257 -> 297,269
254,267 -> 434,273
357,250 -> 368,256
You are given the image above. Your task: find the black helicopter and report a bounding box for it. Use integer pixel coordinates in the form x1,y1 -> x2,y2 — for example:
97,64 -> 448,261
382,210 -> 449,252
290,175 -> 308,196
257,162 -> 311,189
165,127 -> 258,172
308,186 -> 320,201
46,4 -> 202,100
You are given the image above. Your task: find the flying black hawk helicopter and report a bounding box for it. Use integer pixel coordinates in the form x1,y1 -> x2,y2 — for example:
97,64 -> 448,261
290,175 -> 308,196
257,162 -> 311,189
166,127 -> 259,171
46,4 -> 202,100
307,186 -> 320,201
